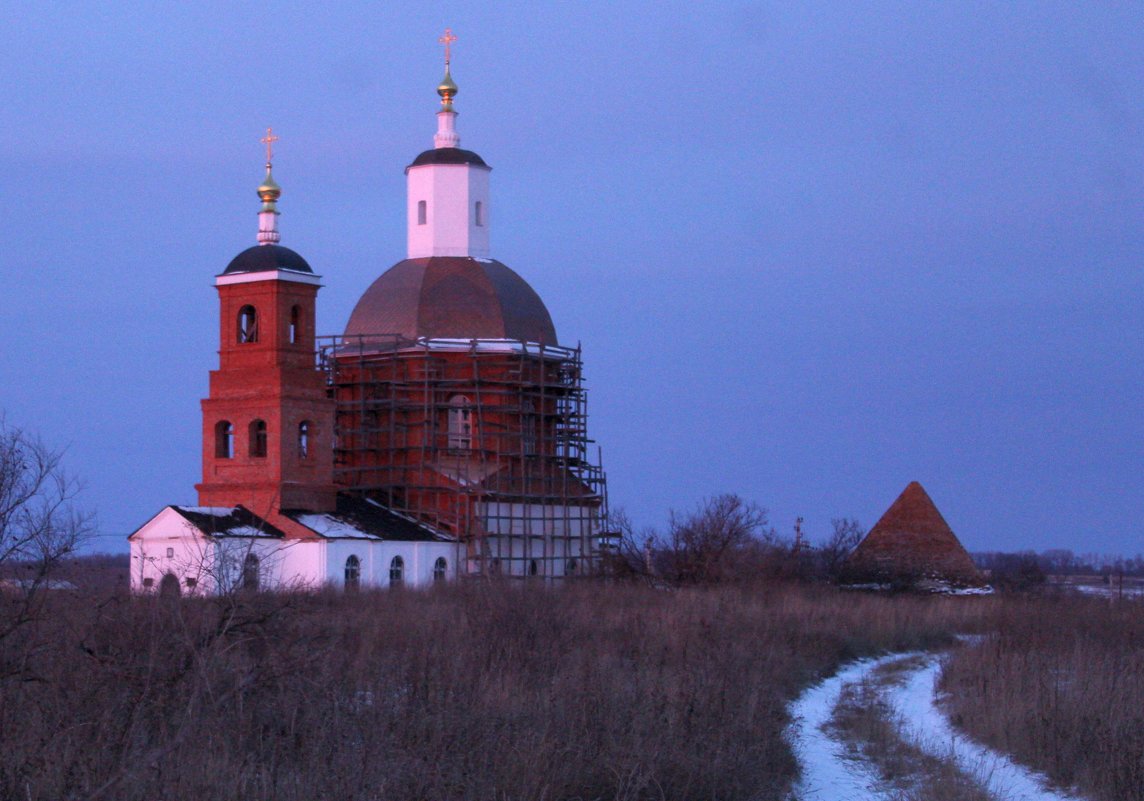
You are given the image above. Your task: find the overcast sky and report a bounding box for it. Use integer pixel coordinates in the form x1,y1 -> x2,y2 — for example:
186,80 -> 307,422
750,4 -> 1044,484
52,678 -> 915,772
1,2 -> 1140,556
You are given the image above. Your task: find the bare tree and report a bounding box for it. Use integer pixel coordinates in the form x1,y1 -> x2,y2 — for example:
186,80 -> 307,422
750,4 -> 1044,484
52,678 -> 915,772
660,494 -> 771,585
818,517 -> 864,581
0,416 -> 93,588
605,507 -> 658,582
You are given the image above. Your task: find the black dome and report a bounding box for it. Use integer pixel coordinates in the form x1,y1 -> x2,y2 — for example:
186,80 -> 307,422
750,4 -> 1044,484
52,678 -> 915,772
407,147 -> 489,170
223,244 -> 313,275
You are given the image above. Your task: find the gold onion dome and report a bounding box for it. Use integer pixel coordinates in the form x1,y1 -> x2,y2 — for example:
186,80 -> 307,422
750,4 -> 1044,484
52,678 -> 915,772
258,165 -> 281,205
438,66 -> 458,107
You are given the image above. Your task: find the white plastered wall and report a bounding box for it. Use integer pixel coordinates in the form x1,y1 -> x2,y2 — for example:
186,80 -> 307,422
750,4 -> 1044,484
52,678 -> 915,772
407,164 -> 490,258
129,508 -> 321,595
477,502 -> 599,578
325,539 -> 458,589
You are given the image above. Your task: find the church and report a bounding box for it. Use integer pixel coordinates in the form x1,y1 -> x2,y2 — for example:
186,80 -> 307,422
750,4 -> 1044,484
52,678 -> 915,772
129,36 -> 610,595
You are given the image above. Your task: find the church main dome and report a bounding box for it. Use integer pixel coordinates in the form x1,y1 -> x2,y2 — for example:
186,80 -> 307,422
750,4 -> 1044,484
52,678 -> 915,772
344,256 -> 557,344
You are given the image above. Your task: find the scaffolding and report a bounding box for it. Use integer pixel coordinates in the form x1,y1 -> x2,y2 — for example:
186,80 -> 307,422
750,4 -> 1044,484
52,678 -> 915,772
318,334 -> 609,579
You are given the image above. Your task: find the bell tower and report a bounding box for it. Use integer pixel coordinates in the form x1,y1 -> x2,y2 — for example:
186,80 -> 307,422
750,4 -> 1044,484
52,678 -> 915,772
196,132 -> 337,517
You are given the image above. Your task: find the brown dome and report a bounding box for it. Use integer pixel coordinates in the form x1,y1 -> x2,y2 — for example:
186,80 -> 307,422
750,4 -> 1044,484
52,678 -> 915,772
344,257 -> 557,344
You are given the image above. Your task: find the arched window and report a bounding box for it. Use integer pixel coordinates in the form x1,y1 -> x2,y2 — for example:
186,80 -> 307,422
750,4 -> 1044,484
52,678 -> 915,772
249,419 -> 267,458
417,200 -> 427,225
298,421 -> 311,459
474,200 -> 484,227
345,555 -> 361,591
242,553 -> 260,591
528,559 -> 539,577
289,305 -> 301,345
433,557 -> 447,582
237,305 -> 258,343
215,421 -> 234,459
448,395 -> 472,450
389,556 -> 404,587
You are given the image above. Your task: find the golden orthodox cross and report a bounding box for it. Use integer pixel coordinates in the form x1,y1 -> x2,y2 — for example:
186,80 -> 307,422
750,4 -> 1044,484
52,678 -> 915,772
439,28 -> 457,65
260,127 -> 279,163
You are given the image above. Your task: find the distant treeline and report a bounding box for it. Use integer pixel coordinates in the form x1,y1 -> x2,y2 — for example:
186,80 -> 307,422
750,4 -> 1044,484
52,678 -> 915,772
973,549 -> 1144,578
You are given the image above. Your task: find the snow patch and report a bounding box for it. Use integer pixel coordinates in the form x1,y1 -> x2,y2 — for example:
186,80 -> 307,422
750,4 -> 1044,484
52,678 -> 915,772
294,514 -> 379,540
178,506 -> 235,517
220,525 -> 270,538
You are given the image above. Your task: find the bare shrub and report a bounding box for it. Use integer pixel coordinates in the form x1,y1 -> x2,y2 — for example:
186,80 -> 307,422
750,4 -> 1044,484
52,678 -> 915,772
818,517 -> 865,581
656,493 -> 774,585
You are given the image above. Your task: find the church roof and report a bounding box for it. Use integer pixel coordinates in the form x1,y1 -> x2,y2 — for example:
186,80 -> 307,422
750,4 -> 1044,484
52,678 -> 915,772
282,495 -> 449,542
844,481 -> 983,586
407,147 -> 488,169
223,244 -> 313,275
171,505 -> 288,538
344,256 -> 557,344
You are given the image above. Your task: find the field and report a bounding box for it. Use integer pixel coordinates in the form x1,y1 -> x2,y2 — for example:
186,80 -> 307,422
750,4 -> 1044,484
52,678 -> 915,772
941,594 -> 1144,801
0,580 -> 1138,801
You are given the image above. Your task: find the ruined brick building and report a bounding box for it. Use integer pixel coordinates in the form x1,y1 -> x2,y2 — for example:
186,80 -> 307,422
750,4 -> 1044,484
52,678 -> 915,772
843,481 -> 983,588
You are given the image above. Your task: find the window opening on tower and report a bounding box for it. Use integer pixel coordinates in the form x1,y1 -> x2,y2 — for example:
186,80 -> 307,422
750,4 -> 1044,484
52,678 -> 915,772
289,306 -> 301,344
417,200 -> 427,225
238,305 -> 259,344
249,420 -> 268,458
298,421 -> 311,459
215,421 -> 234,459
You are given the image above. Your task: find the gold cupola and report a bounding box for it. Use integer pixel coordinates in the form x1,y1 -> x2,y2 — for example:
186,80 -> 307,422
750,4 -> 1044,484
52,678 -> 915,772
438,66 -> 458,110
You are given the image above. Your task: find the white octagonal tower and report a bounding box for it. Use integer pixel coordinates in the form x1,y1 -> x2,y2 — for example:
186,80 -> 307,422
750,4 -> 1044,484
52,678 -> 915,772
405,50 -> 491,259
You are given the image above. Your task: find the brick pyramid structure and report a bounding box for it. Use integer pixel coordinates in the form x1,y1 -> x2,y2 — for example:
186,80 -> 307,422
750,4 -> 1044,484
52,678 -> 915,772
844,481 -> 983,587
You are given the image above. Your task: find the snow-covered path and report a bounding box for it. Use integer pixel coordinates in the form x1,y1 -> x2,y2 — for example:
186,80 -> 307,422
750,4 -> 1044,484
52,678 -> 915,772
786,653 -> 918,800
885,654 -> 1086,801
786,651 -> 1087,801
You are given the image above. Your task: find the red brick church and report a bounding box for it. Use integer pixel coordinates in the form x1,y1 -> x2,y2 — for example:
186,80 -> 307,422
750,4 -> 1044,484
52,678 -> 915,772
129,36 -> 609,594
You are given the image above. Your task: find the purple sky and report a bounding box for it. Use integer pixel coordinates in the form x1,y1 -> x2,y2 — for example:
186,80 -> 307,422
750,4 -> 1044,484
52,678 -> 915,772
1,3 -> 1140,556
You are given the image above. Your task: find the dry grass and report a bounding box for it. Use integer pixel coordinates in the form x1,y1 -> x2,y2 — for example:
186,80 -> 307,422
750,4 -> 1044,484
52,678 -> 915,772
0,582 -> 993,801
940,593 -> 1144,801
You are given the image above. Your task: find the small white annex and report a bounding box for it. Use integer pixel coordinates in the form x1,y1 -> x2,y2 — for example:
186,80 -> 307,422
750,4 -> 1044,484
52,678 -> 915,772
129,498 -> 458,596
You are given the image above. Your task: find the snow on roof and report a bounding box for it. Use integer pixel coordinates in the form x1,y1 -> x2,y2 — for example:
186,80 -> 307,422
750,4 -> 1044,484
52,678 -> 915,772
292,514 -> 380,540
282,495 -> 451,542
170,506 -> 287,539
178,506 -> 239,517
